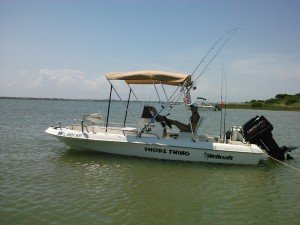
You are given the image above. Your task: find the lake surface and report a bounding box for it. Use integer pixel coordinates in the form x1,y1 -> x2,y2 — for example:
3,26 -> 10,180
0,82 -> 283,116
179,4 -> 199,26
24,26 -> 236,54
1,99 -> 300,225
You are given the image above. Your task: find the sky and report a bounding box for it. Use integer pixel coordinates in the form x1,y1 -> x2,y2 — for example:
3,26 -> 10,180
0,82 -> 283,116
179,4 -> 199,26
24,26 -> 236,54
1,0 -> 300,102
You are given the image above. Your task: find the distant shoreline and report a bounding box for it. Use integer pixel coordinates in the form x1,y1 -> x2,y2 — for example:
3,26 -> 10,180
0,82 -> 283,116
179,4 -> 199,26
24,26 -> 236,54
0,96 -> 151,103
1,96 -> 299,111
226,93 -> 300,112
0,96 -> 106,102
225,103 -> 300,111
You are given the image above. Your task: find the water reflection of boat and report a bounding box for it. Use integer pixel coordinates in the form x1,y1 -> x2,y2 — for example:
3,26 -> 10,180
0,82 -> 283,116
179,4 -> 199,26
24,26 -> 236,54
45,70 -> 296,165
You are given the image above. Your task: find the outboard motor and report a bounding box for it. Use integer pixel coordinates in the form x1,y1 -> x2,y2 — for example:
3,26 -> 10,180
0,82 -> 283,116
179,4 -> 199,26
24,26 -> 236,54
242,115 -> 287,160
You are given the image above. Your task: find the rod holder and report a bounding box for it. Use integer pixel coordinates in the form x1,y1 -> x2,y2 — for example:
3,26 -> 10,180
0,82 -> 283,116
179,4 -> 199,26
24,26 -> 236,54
81,120 -> 84,132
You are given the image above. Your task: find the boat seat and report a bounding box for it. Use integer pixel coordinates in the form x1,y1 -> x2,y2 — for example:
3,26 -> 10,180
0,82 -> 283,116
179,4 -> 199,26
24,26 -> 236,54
179,116 -> 204,141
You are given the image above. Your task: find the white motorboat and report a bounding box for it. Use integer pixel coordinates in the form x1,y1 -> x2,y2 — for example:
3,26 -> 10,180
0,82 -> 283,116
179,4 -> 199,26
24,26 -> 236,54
45,70 -> 294,165
196,97 -> 221,111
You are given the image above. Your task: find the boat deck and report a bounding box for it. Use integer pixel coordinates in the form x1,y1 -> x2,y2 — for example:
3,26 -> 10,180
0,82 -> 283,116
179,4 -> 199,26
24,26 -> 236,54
64,125 -> 247,145
66,125 -> 138,135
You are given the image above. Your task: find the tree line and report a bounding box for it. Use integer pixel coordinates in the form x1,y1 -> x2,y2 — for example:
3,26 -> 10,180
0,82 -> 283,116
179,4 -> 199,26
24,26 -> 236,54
249,93 -> 300,107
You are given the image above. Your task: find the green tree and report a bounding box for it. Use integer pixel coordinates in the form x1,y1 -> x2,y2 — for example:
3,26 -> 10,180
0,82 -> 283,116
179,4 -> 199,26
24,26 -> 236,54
285,97 -> 297,105
275,94 -> 288,99
251,101 -> 263,108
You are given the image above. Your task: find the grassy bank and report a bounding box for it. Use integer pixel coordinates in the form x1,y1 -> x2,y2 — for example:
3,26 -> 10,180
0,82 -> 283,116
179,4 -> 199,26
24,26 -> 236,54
225,94 -> 300,111
225,103 -> 300,111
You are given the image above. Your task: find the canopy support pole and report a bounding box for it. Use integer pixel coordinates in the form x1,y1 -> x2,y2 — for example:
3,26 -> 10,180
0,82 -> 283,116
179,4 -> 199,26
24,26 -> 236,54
153,81 -> 163,108
137,84 -> 184,137
108,80 -> 141,129
123,88 -> 132,127
127,84 -> 143,108
160,82 -> 170,104
105,84 -> 113,132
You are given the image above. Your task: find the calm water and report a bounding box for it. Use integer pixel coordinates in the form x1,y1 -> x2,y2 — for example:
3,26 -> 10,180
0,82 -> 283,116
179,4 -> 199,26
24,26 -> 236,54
1,99 -> 300,225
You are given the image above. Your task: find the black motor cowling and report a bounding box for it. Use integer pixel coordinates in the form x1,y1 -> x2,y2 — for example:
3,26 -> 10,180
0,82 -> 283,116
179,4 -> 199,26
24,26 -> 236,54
243,115 -> 287,160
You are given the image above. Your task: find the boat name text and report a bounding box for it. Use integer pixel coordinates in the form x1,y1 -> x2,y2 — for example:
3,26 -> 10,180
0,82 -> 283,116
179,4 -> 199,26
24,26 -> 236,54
144,147 -> 190,156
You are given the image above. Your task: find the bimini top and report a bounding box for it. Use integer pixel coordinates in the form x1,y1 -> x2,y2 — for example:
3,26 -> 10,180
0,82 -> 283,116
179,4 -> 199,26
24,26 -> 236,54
106,70 -> 191,86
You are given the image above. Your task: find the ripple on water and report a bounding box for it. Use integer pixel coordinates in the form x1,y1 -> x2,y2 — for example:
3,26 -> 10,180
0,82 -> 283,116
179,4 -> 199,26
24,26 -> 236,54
1,100 -> 300,225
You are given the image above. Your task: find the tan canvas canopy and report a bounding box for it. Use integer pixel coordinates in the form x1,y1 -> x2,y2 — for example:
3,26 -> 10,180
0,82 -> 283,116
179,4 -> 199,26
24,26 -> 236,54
106,70 -> 191,86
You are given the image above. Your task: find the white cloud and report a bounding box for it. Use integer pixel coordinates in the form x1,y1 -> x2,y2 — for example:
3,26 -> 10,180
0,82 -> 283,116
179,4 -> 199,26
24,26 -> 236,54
5,69 -> 108,99
8,70 -> 32,87
36,69 -> 105,90
3,61 -> 299,102
230,54 -> 300,80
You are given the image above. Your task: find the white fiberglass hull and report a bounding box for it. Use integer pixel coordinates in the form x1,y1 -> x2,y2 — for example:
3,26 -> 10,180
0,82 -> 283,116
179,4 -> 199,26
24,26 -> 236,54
198,106 -> 215,110
45,127 -> 266,165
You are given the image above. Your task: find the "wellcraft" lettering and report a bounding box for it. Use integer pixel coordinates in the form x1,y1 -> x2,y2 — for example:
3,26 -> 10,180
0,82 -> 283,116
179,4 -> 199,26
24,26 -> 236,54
203,151 -> 233,160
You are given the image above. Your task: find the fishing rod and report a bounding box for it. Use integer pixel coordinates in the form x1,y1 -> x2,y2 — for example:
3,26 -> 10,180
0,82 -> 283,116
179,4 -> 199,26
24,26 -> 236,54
168,28 -> 241,106
138,29 -> 240,136
190,28 -> 240,79
189,28 -> 241,92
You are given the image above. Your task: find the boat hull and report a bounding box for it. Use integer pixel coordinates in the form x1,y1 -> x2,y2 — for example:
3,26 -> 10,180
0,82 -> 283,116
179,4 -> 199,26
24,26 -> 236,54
45,127 -> 265,165
198,106 -> 216,111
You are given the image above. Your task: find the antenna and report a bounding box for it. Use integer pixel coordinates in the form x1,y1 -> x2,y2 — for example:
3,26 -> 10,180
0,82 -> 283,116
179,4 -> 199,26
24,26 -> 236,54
223,71 -> 228,136
219,65 -> 228,141
220,65 -> 224,138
